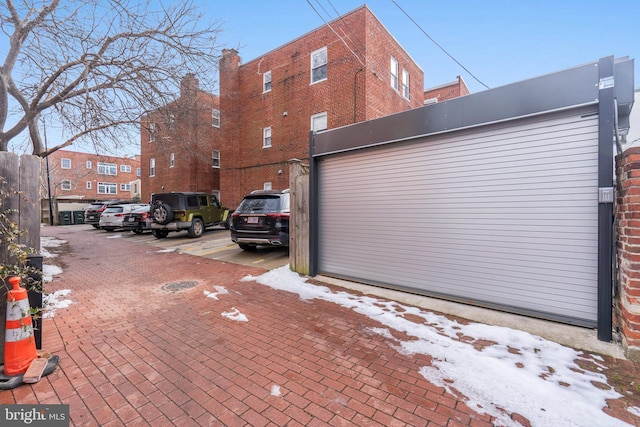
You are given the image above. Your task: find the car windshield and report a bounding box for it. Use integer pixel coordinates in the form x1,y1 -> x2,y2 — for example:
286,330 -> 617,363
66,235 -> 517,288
104,206 -> 123,213
237,196 -> 281,213
131,205 -> 150,213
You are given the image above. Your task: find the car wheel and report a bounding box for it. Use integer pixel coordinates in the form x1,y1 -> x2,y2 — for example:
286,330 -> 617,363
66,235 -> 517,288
188,218 -> 204,238
224,214 -> 231,230
151,203 -> 173,225
133,230 -> 143,235
92,224 -> 99,229
152,229 -> 169,239
239,243 -> 257,251
103,227 -> 115,232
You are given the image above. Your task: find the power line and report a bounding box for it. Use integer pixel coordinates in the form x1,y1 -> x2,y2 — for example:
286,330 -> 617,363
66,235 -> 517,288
390,0 -> 490,90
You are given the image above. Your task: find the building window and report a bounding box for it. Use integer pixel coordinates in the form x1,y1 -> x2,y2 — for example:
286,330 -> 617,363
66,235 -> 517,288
169,114 -> 175,130
61,158 -> 71,169
120,183 -> 131,191
98,162 -> 117,175
133,182 -> 139,194
98,182 -> 117,194
170,153 -> 175,168
263,71 -> 272,92
212,109 -> 220,128
212,150 -> 220,168
311,112 -> 327,132
390,57 -> 399,90
311,46 -> 327,84
149,122 -> 156,142
263,182 -> 272,190
86,160 -> 92,169
61,180 -> 71,190
402,68 -> 410,99
263,127 -> 272,148
120,164 -> 131,173
150,158 -> 155,177
136,167 -> 141,177
86,181 -> 92,189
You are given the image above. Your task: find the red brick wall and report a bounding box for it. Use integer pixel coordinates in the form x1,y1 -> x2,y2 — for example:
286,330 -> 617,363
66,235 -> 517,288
141,76 -> 222,203
423,76 -> 471,104
43,150 -> 140,200
615,148 -> 640,361
219,6 -> 424,207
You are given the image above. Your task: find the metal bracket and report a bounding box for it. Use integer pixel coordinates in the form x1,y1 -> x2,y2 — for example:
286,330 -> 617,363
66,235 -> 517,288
598,187 -> 614,203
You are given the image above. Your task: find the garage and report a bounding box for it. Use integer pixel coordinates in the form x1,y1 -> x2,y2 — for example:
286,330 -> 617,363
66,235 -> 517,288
309,56 -> 635,338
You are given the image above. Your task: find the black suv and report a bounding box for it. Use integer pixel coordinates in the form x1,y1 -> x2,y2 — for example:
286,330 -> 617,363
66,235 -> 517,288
84,200 -> 122,228
230,189 -> 290,251
150,192 -> 231,239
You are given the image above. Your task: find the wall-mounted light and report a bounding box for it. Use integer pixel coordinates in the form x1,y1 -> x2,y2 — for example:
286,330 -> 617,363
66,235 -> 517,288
283,111 -> 288,116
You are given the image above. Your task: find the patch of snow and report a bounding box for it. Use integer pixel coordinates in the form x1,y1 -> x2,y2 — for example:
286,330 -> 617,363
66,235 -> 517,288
42,289 -> 73,318
243,265 -> 630,427
270,385 -> 281,397
204,286 -> 229,300
157,248 -> 176,253
221,307 -> 248,322
42,264 -> 63,283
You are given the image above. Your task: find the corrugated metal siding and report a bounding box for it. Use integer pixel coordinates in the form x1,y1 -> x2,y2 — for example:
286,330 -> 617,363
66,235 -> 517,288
318,108 -> 600,324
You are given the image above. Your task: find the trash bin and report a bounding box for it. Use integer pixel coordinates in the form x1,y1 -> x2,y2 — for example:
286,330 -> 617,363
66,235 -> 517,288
72,210 -> 85,224
58,211 -> 72,225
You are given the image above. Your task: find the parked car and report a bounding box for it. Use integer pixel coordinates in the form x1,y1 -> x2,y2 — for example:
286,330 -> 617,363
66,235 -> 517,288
121,204 -> 152,234
84,200 -> 122,228
230,189 -> 290,251
98,204 -> 147,232
150,192 -> 231,239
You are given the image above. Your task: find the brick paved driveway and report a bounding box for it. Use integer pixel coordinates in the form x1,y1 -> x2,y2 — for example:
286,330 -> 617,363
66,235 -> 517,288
1,225 -> 639,426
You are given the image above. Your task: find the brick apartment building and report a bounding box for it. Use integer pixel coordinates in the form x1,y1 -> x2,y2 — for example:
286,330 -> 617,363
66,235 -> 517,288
42,149 -> 141,201
141,5 -> 469,207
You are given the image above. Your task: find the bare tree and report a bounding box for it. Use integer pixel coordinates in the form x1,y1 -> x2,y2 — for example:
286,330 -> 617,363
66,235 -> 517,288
0,0 -> 222,156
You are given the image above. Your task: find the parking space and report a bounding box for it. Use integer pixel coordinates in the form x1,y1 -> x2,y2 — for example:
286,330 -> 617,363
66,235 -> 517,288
85,224 -> 290,271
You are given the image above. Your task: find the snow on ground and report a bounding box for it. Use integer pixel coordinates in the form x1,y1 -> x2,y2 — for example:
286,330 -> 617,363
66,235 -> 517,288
40,236 -> 72,318
204,286 -> 229,300
239,266 -> 634,427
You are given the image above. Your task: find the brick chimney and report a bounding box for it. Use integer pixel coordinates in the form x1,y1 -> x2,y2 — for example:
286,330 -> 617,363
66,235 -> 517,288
180,73 -> 199,98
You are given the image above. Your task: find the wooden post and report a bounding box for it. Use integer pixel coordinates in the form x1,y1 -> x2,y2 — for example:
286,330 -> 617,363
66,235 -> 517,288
288,159 -> 310,275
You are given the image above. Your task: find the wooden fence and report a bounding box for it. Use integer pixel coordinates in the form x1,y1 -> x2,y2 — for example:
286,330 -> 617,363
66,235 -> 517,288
0,151 -> 42,364
289,159 -> 310,275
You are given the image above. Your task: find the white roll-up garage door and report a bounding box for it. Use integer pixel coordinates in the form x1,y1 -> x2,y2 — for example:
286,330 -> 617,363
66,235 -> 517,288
318,108 -> 600,325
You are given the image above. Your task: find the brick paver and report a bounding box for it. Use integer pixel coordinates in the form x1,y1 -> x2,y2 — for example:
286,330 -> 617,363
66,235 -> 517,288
2,225 -> 640,426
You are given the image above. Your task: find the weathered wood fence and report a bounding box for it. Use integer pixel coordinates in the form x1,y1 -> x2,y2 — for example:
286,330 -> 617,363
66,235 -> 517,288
289,159 -> 309,275
0,151 -> 42,364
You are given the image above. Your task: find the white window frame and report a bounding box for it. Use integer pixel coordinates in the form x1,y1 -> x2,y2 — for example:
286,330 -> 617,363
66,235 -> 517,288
149,122 -> 156,142
170,153 -> 175,168
263,182 -> 272,191
402,68 -> 410,100
263,127 -> 272,148
61,180 -> 71,190
120,183 -> 131,191
86,160 -> 92,169
150,158 -> 155,177
390,57 -> 399,90
212,150 -> 220,168
120,164 -> 131,173
97,182 -> 117,195
86,181 -> 92,189
136,167 -> 141,177
311,112 -> 327,132
98,162 -> 117,176
169,114 -> 175,130
61,158 -> 71,169
212,109 -> 220,128
263,71 -> 272,93
311,46 -> 327,84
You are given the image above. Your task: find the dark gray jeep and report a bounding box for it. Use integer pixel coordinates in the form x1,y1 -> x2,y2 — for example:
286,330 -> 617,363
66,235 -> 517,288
150,192 -> 231,239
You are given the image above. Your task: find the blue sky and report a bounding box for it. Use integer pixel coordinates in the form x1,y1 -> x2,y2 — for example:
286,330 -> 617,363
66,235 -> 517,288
210,0 -> 639,94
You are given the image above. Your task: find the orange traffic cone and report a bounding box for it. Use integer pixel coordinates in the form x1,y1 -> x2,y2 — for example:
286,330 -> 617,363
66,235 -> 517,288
4,276 -> 37,376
